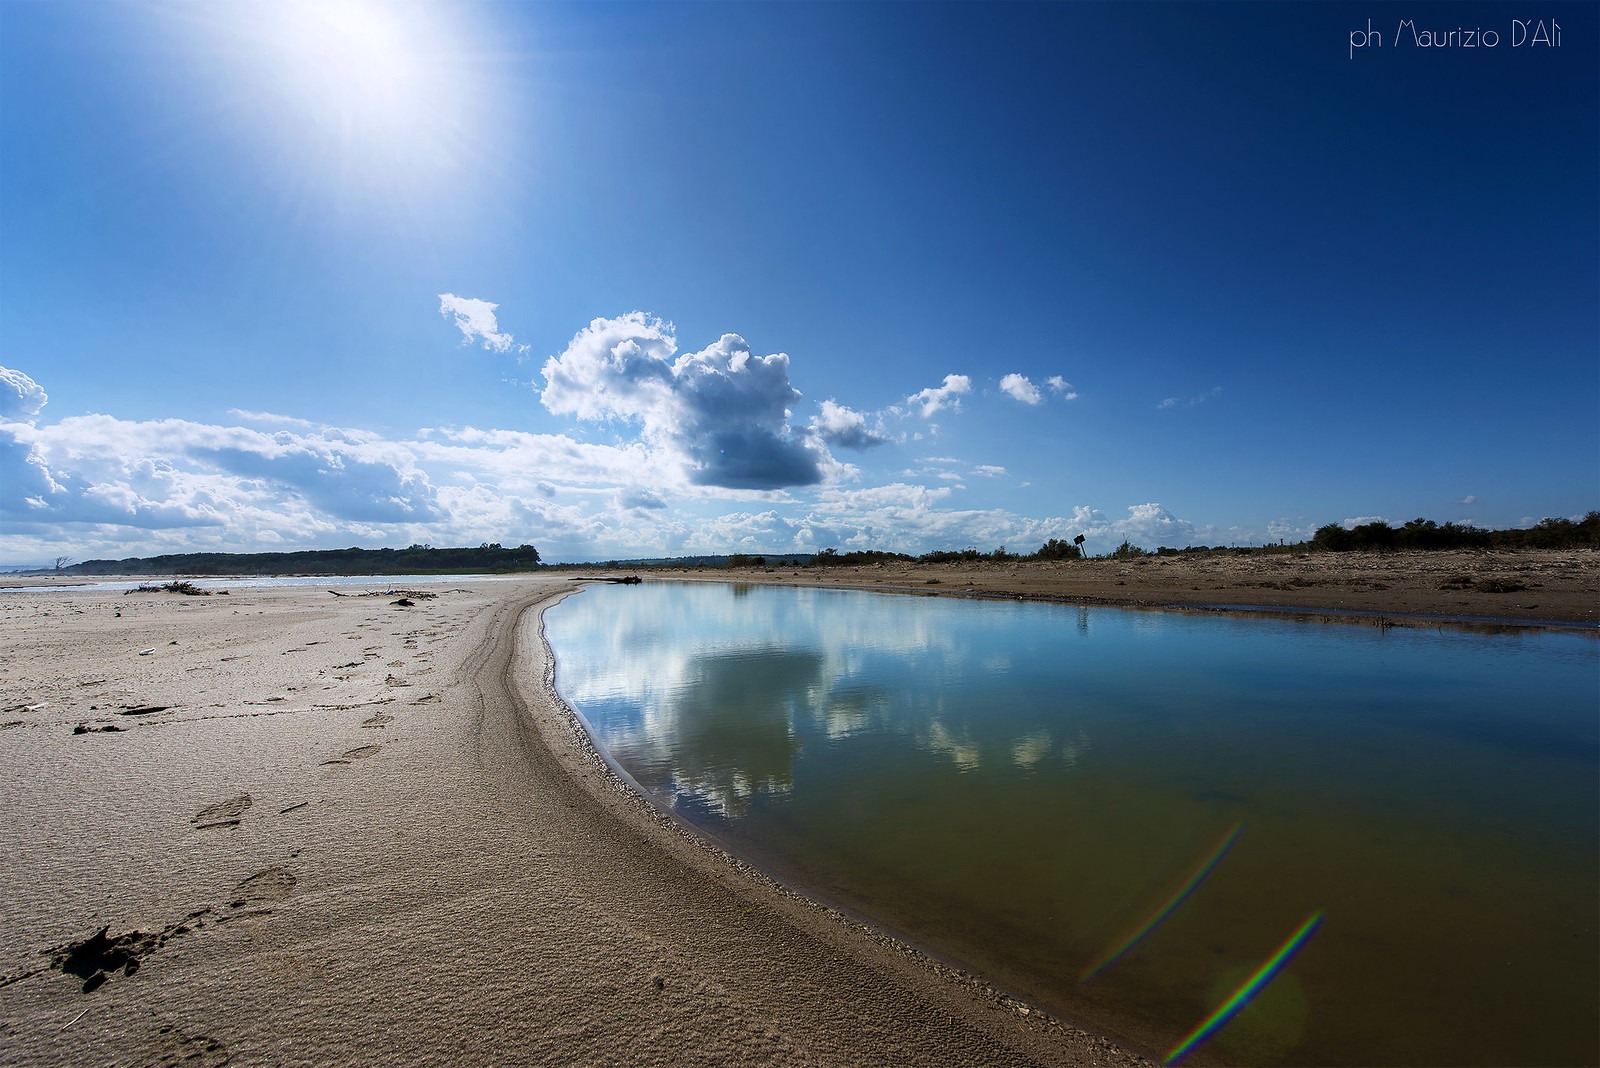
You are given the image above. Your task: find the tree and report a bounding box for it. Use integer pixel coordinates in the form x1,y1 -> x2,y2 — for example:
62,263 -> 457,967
1031,538 -> 1081,561
53,556 -> 72,571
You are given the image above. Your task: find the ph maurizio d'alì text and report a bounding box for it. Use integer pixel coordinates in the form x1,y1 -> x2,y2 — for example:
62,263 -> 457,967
1349,18 -> 1561,59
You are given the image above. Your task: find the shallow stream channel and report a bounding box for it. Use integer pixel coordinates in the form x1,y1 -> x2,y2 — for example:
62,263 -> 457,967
545,581 -> 1598,1067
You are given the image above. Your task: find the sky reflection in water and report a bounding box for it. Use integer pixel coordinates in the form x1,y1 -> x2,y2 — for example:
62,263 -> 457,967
546,581 -> 1598,1067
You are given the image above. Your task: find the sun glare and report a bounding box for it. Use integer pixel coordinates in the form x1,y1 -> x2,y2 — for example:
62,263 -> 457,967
273,2 -> 420,128
177,0 -> 499,209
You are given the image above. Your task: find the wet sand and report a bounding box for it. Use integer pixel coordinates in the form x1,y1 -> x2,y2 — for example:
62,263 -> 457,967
0,553 -> 1591,1065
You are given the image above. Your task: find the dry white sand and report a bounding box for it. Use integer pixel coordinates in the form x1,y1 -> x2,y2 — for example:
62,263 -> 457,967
0,579 -> 1148,1067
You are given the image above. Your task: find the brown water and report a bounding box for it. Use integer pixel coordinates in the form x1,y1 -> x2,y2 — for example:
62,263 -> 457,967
546,582 -> 1599,1066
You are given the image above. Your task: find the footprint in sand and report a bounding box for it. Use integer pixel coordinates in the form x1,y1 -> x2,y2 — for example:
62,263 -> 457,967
191,794 -> 252,830
322,744 -> 382,766
116,705 -> 169,717
153,1023 -> 231,1068
228,865 -> 297,907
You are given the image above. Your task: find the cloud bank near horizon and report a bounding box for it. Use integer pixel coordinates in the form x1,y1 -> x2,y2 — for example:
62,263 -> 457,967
0,342 -> 1278,564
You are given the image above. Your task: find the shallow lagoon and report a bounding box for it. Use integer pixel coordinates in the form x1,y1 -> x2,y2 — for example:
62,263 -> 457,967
545,582 -> 1598,1066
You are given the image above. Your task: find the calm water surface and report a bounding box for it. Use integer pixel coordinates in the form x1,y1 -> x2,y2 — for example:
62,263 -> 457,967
544,582 -> 1598,1067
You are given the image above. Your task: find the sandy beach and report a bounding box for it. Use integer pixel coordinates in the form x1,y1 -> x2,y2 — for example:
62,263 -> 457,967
0,553 -> 1592,1066
0,577 -> 1145,1067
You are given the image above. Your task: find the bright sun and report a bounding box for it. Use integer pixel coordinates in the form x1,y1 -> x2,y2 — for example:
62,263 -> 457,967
181,0 -> 491,203
268,2 -> 424,132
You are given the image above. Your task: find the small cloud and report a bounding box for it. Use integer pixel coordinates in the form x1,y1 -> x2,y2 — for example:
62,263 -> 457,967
1343,515 -> 1386,529
974,465 -> 1007,478
1045,375 -> 1078,400
906,374 -> 971,418
228,408 -> 320,429
1457,494 -> 1478,505
1157,386 -> 1222,410
999,373 -> 1042,405
810,399 -> 890,449
439,293 -> 515,353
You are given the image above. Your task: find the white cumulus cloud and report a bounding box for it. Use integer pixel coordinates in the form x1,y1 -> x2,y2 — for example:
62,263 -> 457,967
906,374 -> 971,418
999,373 -> 1042,405
809,399 -> 890,449
0,367 -> 63,512
439,293 -> 515,353
540,312 -> 830,490
1,366 -> 47,421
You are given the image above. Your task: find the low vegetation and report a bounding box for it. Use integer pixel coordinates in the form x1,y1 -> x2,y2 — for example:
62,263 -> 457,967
126,580 -> 211,596
34,513 -> 1598,580
63,543 -> 542,578
1312,513 -> 1599,552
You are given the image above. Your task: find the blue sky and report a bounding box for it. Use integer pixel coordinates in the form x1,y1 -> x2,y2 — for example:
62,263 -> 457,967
2,1 -> 1594,565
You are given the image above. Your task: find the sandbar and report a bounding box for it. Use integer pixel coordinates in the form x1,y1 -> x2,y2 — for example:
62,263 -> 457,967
1,552 -> 1591,1065
0,578 -> 1146,1067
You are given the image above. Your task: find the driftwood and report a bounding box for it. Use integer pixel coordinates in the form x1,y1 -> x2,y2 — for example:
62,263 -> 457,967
125,581 -> 211,596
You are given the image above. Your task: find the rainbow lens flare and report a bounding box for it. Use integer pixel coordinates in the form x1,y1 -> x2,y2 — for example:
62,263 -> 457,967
1081,821 -> 1244,983
1163,910 -> 1325,1066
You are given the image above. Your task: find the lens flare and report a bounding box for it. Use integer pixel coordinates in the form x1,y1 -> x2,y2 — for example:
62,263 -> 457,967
1163,911 -> 1325,1066
1081,821 -> 1244,982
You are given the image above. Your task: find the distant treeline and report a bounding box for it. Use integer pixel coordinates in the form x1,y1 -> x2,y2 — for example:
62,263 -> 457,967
64,542 -> 542,577
732,538 -> 1089,568
43,513 -> 1598,578
1312,513 -> 1599,552
720,517 -> 1598,569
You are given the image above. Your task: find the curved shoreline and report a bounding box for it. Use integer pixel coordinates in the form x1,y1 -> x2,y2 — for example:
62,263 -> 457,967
0,579 -> 1137,1065
516,575 -> 1600,1067
501,585 -> 1157,1067
8,567 -> 1583,1063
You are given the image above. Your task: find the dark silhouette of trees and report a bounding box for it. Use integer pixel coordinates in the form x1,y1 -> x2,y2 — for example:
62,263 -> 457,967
1031,538 -> 1083,561
64,543 -> 541,577
1314,513 -> 1597,552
